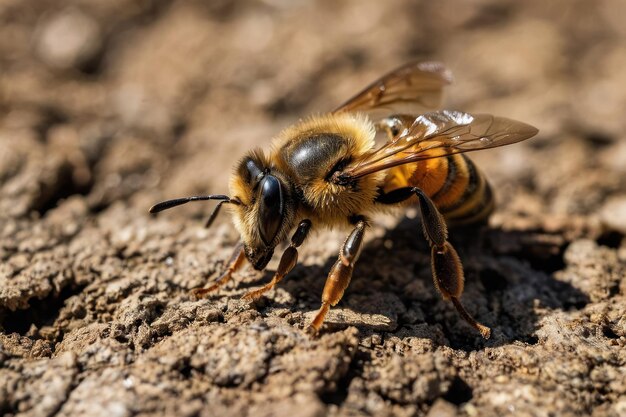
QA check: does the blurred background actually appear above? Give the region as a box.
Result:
[1,0,625,223]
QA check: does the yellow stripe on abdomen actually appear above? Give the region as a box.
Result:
[383,150,494,225]
[385,154,494,225]
[382,151,449,197]
[430,154,470,210]
[437,155,493,224]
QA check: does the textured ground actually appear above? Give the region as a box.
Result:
[1,1,626,416]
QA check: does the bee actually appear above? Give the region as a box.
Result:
[150,62,538,339]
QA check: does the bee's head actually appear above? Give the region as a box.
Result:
[229,150,297,270]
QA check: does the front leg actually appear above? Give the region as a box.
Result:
[309,217,367,333]
[192,242,246,298]
[242,220,312,301]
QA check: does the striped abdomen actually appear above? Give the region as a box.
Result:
[382,153,494,225]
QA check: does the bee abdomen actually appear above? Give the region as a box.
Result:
[430,155,494,225]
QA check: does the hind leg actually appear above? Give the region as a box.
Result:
[412,187,491,339]
[377,187,491,339]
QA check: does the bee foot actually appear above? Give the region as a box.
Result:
[191,285,220,299]
[309,303,330,334]
[241,287,270,302]
[306,324,320,336]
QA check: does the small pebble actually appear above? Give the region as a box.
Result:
[35,9,102,70]
[600,196,626,234]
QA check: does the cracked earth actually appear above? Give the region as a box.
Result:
[1,1,626,416]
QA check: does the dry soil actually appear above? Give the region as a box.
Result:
[1,1,626,416]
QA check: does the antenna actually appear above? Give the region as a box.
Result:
[149,195,240,229]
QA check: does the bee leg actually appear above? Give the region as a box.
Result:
[242,220,312,301]
[309,218,367,333]
[412,187,491,339]
[192,242,246,298]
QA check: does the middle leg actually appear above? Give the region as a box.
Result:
[309,217,367,333]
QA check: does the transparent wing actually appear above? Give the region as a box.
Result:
[333,62,453,120]
[335,110,539,181]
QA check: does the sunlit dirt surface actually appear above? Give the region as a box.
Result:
[1,1,626,416]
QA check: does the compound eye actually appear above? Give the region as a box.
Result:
[258,175,284,245]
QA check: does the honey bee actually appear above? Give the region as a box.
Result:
[150,62,538,339]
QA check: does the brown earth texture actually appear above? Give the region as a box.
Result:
[1,1,626,416]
